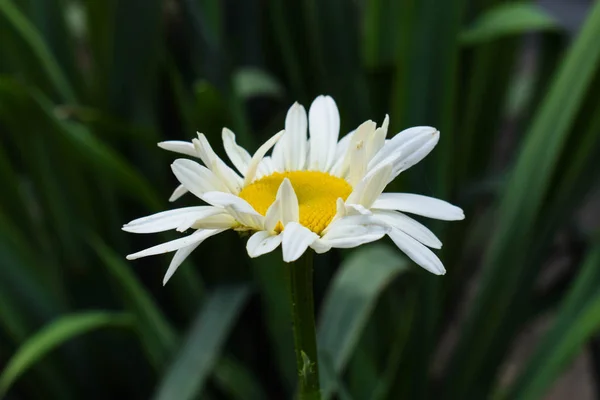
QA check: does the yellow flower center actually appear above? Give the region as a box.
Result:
[238,171,352,234]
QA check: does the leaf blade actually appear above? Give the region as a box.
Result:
[0,312,133,396]
[318,244,410,399]
[153,285,251,400]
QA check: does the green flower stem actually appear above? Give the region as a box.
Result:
[286,251,321,400]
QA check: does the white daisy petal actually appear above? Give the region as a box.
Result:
[158,141,197,157]
[373,210,442,249]
[282,222,319,262]
[367,114,389,161]
[277,178,299,226]
[222,128,251,175]
[390,130,439,179]
[193,133,243,193]
[346,162,392,208]
[330,130,355,176]
[388,228,445,275]
[347,120,376,186]
[372,193,465,221]
[127,228,222,260]
[163,242,200,286]
[247,231,283,258]
[265,199,281,232]
[201,192,259,214]
[123,206,216,234]
[188,213,237,230]
[368,126,438,175]
[201,191,264,229]
[320,216,388,248]
[162,228,227,285]
[321,227,387,249]
[310,238,332,254]
[283,102,308,170]
[244,130,285,185]
[169,184,188,202]
[330,198,372,225]
[308,95,340,171]
[257,156,275,178]
[345,204,372,215]
[171,159,228,198]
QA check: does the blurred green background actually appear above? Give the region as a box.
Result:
[1,0,600,399]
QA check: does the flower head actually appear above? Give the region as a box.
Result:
[123,95,464,284]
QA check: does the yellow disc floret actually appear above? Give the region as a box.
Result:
[238,171,352,234]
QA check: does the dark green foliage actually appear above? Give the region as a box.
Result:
[0,0,599,399]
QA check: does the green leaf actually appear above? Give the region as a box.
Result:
[153,285,251,400]
[508,244,600,399]
[461,3,561,46]
[91,238,177,368]
[213,356,268,400]
[318,244,409,399]
[252,251,296,388]
[0,78,161,210]
[0,0,76,102]
[447,2,600,397]
[0,312,133,396]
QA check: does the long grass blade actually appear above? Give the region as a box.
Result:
[153,285,250,400]
[446,3,600,397]
[318,244,409,399]
[0,0,76,102]
[0,312,133,396]
[507,244,600,399]
[460,3,561,45]
[91,238,177,368]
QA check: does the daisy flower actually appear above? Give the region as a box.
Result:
[123,95,464,284]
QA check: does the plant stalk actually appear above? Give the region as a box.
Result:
[286,251,321,399]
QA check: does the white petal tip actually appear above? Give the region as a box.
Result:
[125,254,136,260]
[283,254,299,263]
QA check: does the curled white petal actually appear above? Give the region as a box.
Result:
[347,120,376,186]
[247,231,282,258]
[188,213,237,230]
[346,162,392,209]
[369,126,438,177]
[171,159,228,199]
[367,114,388,161]
[201,191,264,229]
[320,215,389,248]
[329,130,355,176]
[282,222,319,262]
